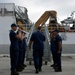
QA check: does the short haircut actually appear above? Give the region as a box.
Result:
[37,26,42,30]
[54,29,59,33]
[11,23,17,27]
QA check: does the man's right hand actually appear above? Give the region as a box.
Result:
[18,28,21,31]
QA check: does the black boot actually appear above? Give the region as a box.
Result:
[11,70,19,75]
[16,66,24,72]
[51,64,55,67]
[22,64,27,67]
[35,69,39,74]
[53,64,57,69]
[55,67,62,72]
[39,68,42,72]
[55,69,62,72]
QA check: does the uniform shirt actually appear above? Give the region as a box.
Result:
[22,38,27,51]
[50,34,62,52]
[18,39,23,51]
[9,30,19,50]
[50,39,56,52]
[30,31,45,50]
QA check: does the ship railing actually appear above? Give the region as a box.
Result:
[17,23,33,32]
[15,6,28,20]
[26,24,35,46]
[43,24,51,62]
[0,3,15,16]
[44,24,50,45]
[15,6,27,24]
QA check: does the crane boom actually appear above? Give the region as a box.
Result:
[35,10,57,29]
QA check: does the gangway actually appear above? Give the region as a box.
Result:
[26,25,51,65]
[26,10,58,64]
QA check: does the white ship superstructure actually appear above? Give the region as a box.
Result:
[0,3,31,54]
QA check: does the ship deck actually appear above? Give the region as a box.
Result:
[0,55,75,75]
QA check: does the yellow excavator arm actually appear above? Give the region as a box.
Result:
[35,10,57,29]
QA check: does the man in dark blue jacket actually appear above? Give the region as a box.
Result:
[50,31,57,68]
[16,30,27,72]
[52,30,62,72]
[29,26,45,74]
[22,31,27,67]
[9,24,21,75]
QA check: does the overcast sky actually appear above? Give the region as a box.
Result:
[0,0,75,23]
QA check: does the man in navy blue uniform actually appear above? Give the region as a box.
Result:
[22,32,27,67]
[9,24,21,75]
[16,32,24,72]
[50,31,57,68]
[53,30,62,72]
[29,26,45,74]
[16,30,27,72]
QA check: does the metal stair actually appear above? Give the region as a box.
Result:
[15,6,27,24]
[26,25,51,65]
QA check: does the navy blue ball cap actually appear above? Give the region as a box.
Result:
[11,23,18,27]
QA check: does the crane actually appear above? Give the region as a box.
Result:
[35,10,57,29]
